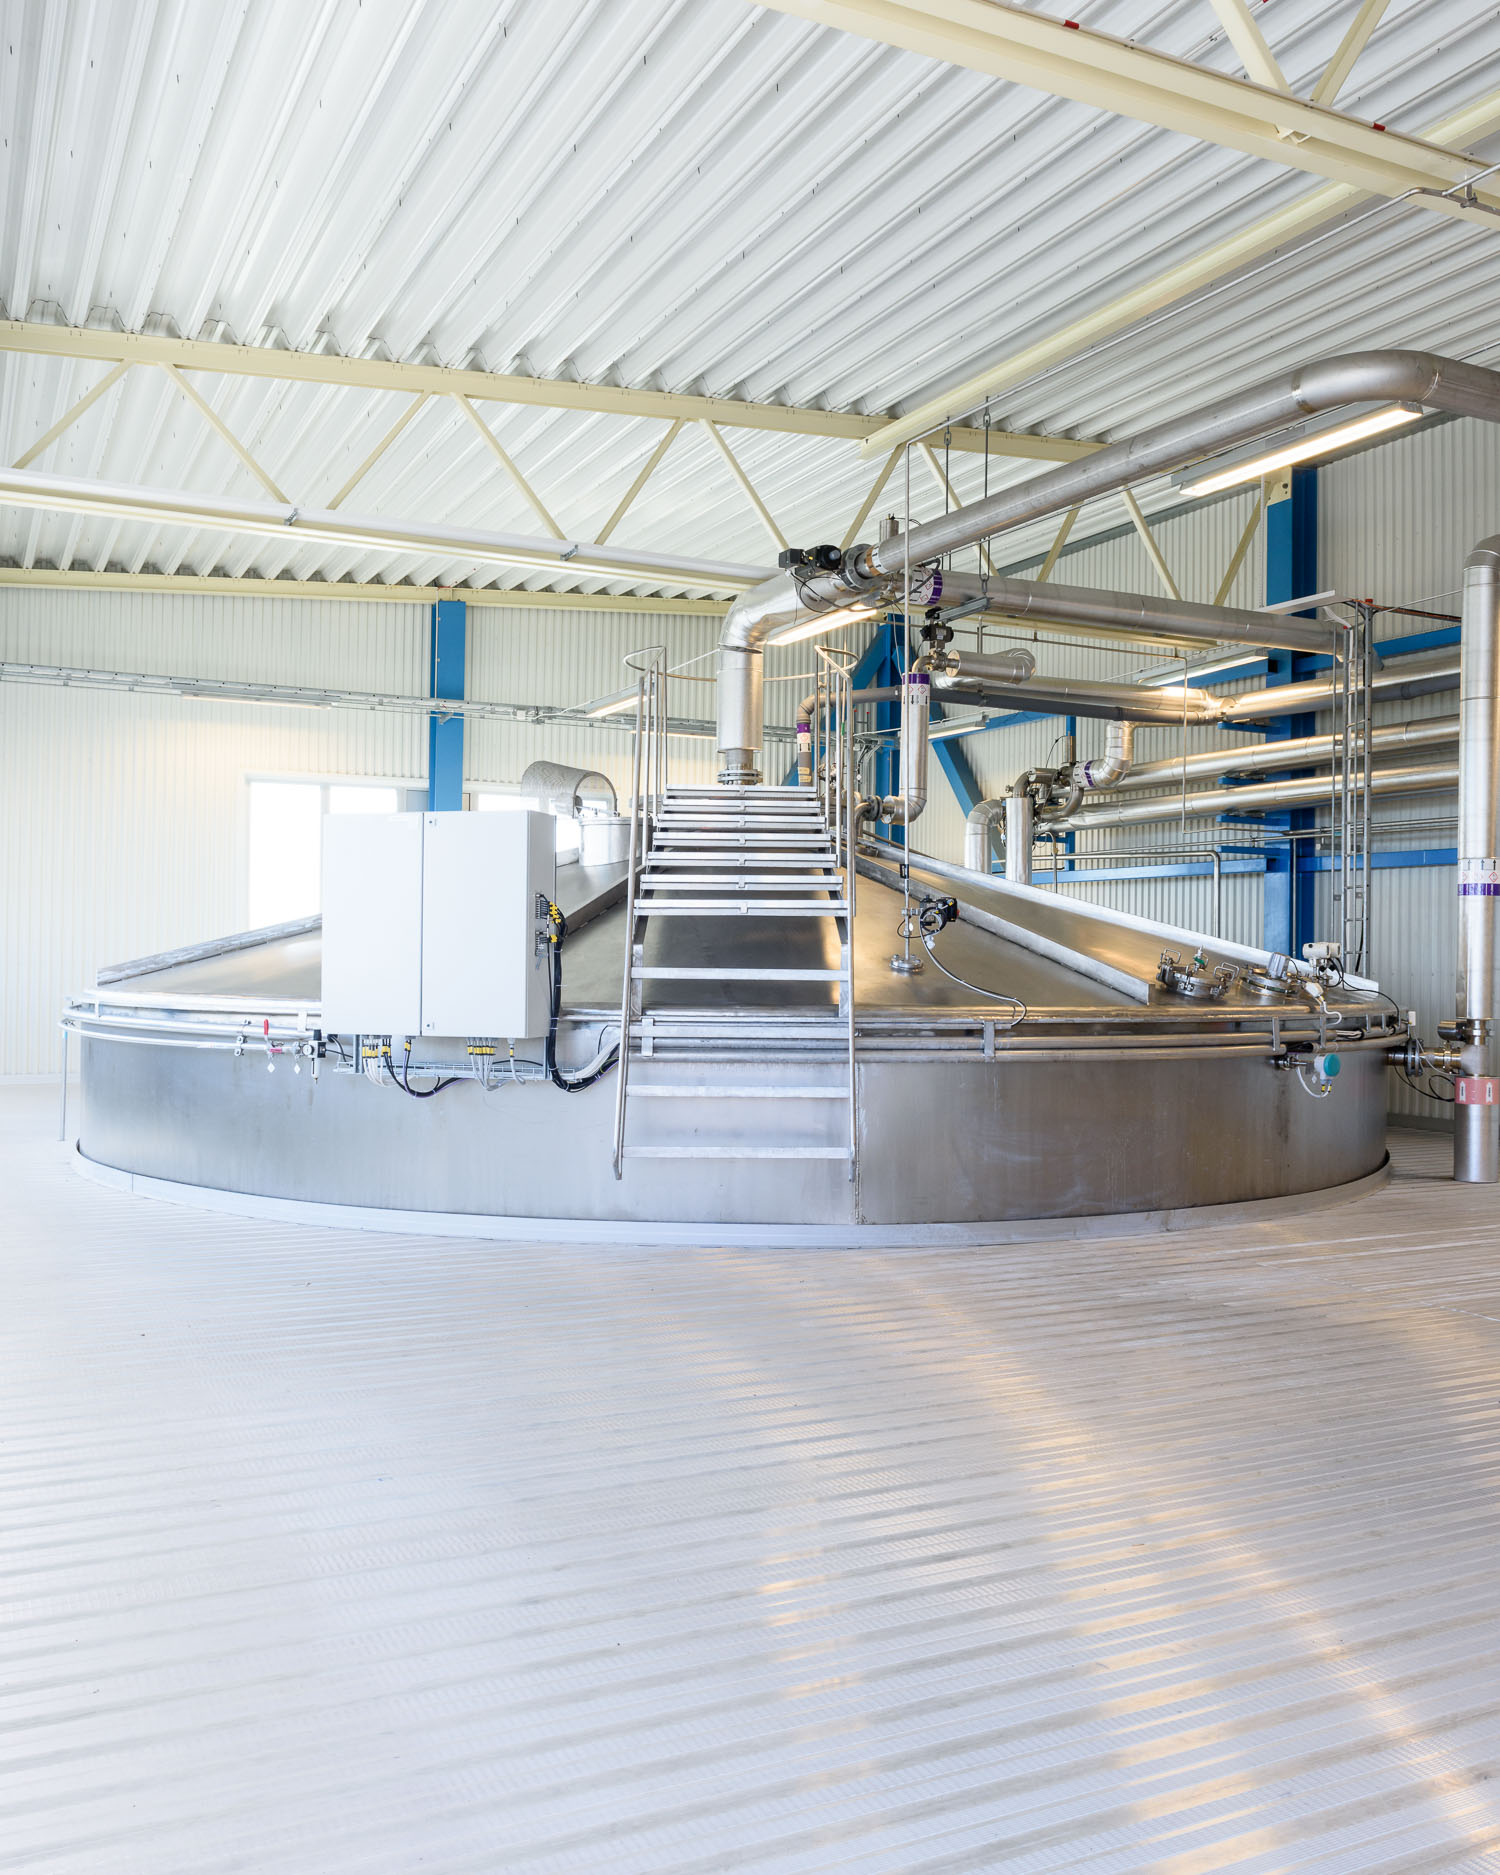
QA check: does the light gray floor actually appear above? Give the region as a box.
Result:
[4,1084,1500,1873]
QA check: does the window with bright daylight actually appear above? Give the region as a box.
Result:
[247,780,400,929]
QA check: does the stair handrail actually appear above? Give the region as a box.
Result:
[611,644,668,1179]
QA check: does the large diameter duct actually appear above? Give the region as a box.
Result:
[1005,789,1034,886]
[859,351,1500,583]
[1115,715,1459,792]
[1456,539,1500,1183]
[1218,649,1460,723]
[716,574,1327,778]
[933,653,1220,725]
[519,759,617,815]
[949,573,1334,655]
[1058,761,1458,829]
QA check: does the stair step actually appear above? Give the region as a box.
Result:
[632,965,847,982]
[635,900,850,916]
[629,1085,846,1099]
[639,874,841,887]
[622,1145,853,1161]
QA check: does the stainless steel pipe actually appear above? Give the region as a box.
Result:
[1058,761,1458,828]
[874,672,931,825]
[860,351,1500,585]
[1005,788,1034,886]
[1116,715,1459,791]
[1218,649,1459,723]
[1456,538,1500,1182]
[932,658,1221,726]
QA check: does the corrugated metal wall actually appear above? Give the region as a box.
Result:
[0,589,721,1075]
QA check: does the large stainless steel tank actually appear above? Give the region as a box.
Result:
[67,852,1395,1242]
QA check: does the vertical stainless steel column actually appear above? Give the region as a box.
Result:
[1456,538,1500,1182]
[1005,789,1034,886]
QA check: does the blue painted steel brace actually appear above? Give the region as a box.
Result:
[427,598,466,811]
[1260,467,1318,955]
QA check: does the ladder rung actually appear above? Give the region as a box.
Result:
[632,965,847,981]
[622,1146,853,1160]
[629,1085,846,1099]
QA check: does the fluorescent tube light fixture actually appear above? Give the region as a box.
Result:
[1178,406,1422,498]
[764,603,879,647]
[584,686,638,717]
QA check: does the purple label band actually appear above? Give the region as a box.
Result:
[1459,884,1500,895]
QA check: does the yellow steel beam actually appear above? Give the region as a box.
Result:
[454,394,563,536]
[1207,0,1289,95]
[12,362,131,469]
[0,319,1095,461]
[858,83,1500,457]
[839,447,902,550]
[327,393,429,509]
[1122,489,1181,600]
[160,363,287,502]
[1035,506,1080,583]
[1311,0,1391,109]
[759,1,1500,212]
[0,565,730,617]
[1214,495,1264,605]
[595,418,684,543]
[701,421,789,550]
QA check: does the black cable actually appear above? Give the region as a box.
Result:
[544,902,619,1092]
[396,1039,458,1098]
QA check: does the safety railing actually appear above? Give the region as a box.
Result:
[612,644,668,1178]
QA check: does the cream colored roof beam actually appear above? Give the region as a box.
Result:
[12,362,130,469]
[160,363,287,503]
[858,83,1500,456]
[595,418,684,544]
[454,394,563,536]
[1214,496,1264,606]
[839,447,901,550]
[0,565,729,617]
[758,0,1500,211]
[701,421,789,551]
[0,320,1095,461]
[1122,489,1181,601]
[327,393,429,510]
[1207,0,1289,96]
[1311,0,1391,109]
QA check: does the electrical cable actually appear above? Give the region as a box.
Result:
[544,902,620,1091]
[397,1037,458,1098]
[902,894,1027,1026]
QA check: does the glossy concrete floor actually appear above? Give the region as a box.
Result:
[4,1083,1500,1873]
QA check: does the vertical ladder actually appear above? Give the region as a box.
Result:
[611,784,857,1177]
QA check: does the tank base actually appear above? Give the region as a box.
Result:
[75,1144,1391,1249]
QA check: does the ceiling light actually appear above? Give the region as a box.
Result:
[1178,406,1422,499]
[764,603,879,647]
[584,686,637,717]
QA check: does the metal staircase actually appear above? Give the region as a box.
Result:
[611,783,857,1178]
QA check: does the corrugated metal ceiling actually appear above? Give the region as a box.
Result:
[3,0,1500,597]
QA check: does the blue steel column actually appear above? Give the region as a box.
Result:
[427,598,467,811]
[1261,467,1317,954]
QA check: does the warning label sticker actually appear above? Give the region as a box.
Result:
[1459,858,1500,897]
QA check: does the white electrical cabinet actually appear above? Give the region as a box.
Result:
[321,811,555,1040]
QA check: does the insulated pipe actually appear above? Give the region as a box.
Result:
[794,685,900,785]
[716,566,1330,776]
[518,759,617,815]
[965,798,1006,873]
[1115,715,1459,792]
[859,351,1500,585]
[1077,721,1134,791]
[1455,539,1500,1182]
[1218,649,1460,723]
[874,672,931,825]
[1057,761,1459,829]
[935,572,1335,655]
[933,658,1220,726]
[1005,787,1034,885]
